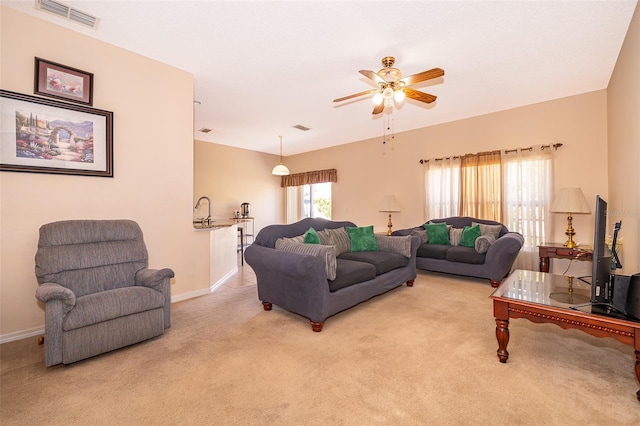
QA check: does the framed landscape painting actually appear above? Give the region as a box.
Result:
[0,90,113,177]
[34,57,93,105]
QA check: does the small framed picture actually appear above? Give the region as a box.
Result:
[34,57,93,105]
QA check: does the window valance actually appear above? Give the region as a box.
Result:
[281,168,337,188]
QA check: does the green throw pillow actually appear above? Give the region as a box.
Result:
[459,225,481,248]
[303,227,321,244]
[345,225,379,252]
[424,222,450,245]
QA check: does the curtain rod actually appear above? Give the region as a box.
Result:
[418,143,563,164]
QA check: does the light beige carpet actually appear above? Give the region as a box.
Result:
[1,269,639,425]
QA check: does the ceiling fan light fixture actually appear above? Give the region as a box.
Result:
[394,89,406,103]
[372,92,383,105]
[383,87,394,100]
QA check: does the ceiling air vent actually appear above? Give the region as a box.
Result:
[36,0,100,29]
[293,124,311,131]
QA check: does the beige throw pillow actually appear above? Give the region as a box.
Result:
[375,235,412,258]
[275,239,337,280]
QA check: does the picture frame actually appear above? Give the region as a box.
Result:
[0,90,113,177]
[34,57,93,105]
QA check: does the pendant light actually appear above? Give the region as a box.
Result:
[271,135,290,176]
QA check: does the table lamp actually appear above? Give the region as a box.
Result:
[379,195,401,236]
[550,187,591,248]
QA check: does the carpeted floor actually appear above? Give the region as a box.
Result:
[1,266,639,425]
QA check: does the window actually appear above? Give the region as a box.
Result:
[303,183,332,219]
[423,146,553,268]
[282,169,336,224]
[286,183,331,222]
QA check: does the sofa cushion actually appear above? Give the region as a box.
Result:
[329,259,377,292]
[339,251,409,275]
[323,227,351,255]
[63,286,164,331]
[280,234,305,244]
[346,225,379,252]
[411,228,428,244]
[473,222,503,240]
[417,243,450,259]
[445,246,486,264]
[449,227,463,246]
[475,234,496,254]
[459,225,481,248]
[375,235,412,258]
[303,227,321,244]
[275,240,337,280]
[425,222,450,245]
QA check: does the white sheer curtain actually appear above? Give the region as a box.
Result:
[424,156,461,220]
[285,186,303,224]
[502,146,554,270]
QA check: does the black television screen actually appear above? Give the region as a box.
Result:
[591,195,611,304]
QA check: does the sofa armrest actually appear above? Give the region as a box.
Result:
[36,282,76,310]
[245,243,330,321]
[136,267,174,329]
[35,283,76,366]
[136,268,175,290]
[391,227,420,237]
[483,232,525,280]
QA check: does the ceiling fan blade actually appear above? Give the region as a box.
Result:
[333,89,377,103]
[359,70,385,84]
[400,67,445,85]
[405,88,437,104]
[372,103,385,115]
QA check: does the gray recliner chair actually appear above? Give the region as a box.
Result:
[35,219,174,366]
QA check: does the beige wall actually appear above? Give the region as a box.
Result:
[0,7,210,340]
[194,141,283,233]
[608,4,640,274]
[286,91,609,253]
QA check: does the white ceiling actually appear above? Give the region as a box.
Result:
[4,0,637,156]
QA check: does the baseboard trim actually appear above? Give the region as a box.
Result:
[210,267,239,293]
[170,288,211,303]
[0,326,44,344]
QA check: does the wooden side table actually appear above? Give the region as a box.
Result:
[538,243,593,272]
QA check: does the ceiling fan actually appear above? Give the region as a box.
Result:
[333,56,445,115]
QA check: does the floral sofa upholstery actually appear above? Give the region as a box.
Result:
[244,218,420,331]
[393,216,524,287]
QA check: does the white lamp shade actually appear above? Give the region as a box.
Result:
[379,195,401,212]
[550,188,590,214]
[271,163,290,176]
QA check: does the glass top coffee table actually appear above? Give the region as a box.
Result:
[490,269,640,402]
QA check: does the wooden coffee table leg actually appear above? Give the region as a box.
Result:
[495,318,510,363]
[635,349,640,402]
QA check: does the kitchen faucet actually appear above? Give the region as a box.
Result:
[194,196,212,226]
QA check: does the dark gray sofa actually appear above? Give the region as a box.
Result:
[393,216,524,287]
[244,218,419,331]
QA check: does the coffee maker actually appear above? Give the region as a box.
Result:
[241,202,250,218]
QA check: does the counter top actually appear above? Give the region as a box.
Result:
[193,219,237,231]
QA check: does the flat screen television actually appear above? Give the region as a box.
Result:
[591,195,611,304]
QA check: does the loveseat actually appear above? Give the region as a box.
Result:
[393,217,524,287]
[244,218,420,331]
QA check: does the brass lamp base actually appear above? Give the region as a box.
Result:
[386,213,393,236]
[563,213,578,248]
